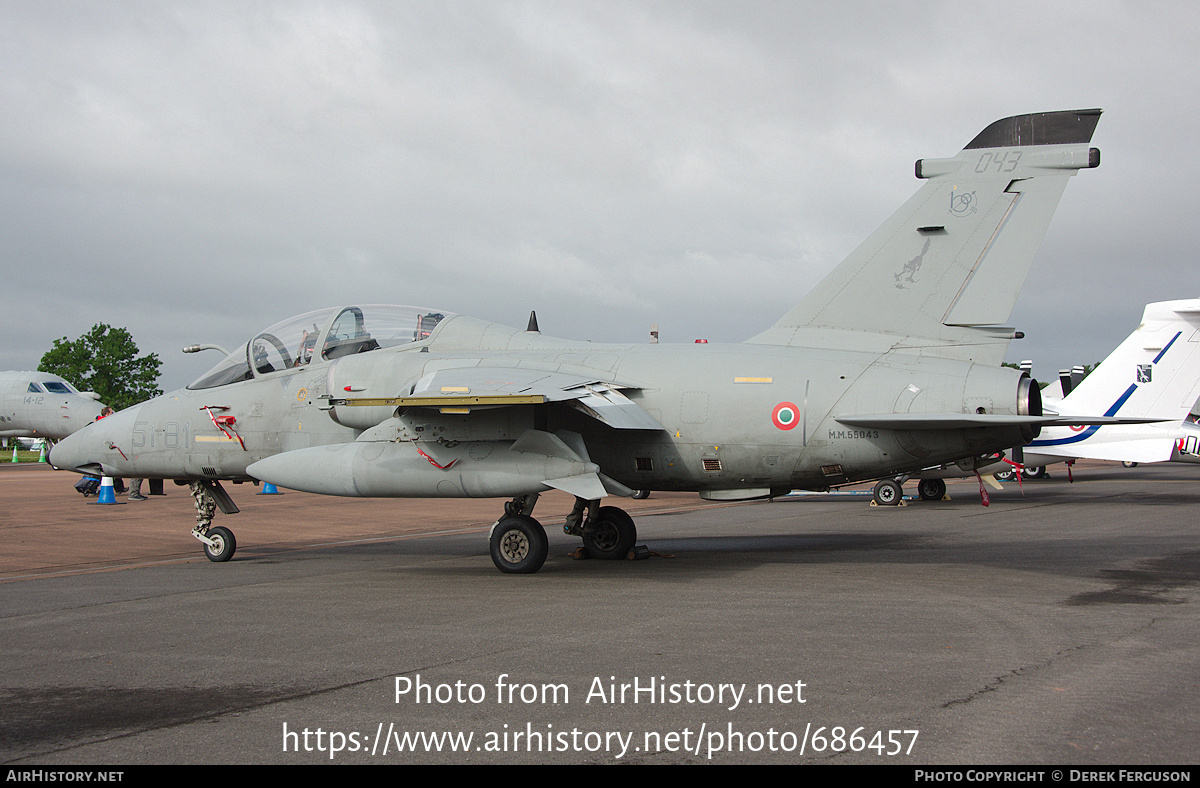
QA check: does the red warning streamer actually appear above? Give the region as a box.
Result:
[200,406,246,451]
[414,443,458,470]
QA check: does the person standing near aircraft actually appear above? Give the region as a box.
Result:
[95,406,125,494]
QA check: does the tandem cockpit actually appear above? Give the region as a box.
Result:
[188,305,453,390]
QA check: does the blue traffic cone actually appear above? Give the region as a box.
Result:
[258,482,282,495]
[90,476,122,505]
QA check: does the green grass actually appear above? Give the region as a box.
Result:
[3,449,47,463]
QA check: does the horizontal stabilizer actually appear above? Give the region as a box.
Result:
[835,413,1169,430]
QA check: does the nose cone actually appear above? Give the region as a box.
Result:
[49,406,139,476]
[48,424,99,474]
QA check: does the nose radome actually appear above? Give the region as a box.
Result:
[50,405,139,475]
[48,427,88,472]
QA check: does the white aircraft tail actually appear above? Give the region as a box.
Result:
[750,109,1102,366]
[1028,299,1200,462]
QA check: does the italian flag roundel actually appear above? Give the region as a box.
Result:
[772,402,799,430]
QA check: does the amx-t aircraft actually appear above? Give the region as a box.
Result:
[52,109,1113,573]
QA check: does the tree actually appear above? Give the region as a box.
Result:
[39,324,162,411]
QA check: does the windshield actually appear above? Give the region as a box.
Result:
[188,305,454,390]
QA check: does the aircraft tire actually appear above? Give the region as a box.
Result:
[631,490,650,500]
[916,478,946,501]
[1021,466,1044,479]
[872,479,902,506]
[489,515,548,574]
[583,506,637,560]
[1122,461,1138,468]
[995,468,1015,481]
[203,526,236,562]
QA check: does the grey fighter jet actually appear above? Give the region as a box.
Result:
[0,371,104,442]
[51,109,1105,573]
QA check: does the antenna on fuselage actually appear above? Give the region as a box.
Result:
[527,311,540,333]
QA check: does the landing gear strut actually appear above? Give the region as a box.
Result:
[581,506,637,560]
[563,497,637,560]
[188,480,240,562]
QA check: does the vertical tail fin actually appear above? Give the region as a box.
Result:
[749,109,1102,365]
[1029,299,1200,462]
[1054,300,1200,420]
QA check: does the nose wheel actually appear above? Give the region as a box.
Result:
[201,526,236,562]
[189,480,239,562]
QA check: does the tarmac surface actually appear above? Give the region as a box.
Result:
[1,460,1197,765]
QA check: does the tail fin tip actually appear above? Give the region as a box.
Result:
[964,108,1103,150]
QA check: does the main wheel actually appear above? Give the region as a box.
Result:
[1022,466,1044,479]
[631,490,650,500]
[204,526,236,562]
[995,468,1015,481]
[1122,461,1138,468]
[872,479,902,506]
[582,506,637,560]
[916,478,946,501]
[489,515,548,574]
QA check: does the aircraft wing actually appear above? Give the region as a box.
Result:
[332,366,665,430]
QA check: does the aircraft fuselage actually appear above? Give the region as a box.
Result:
[55,315,1031,498]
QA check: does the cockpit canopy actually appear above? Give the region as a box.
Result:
[28,378,77,394]
[188,305,453,390]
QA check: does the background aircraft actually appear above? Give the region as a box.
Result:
[52,109,1105,573]
[915,299,1200,495]
[0,371,104,443]
[1017,299,1200,470]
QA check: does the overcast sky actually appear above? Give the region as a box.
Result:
[2,1,1197,392]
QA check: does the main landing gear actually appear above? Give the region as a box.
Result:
[915,478,947,502]
[488,493,638,574]
[870,476,946,505]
